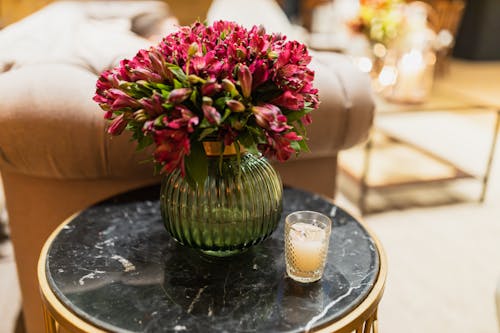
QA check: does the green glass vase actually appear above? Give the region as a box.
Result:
[160,142,283,257]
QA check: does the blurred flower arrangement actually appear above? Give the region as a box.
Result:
[94,21,319,187]
[349,0,406,47]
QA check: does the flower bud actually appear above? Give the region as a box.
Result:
[231,118,244,131]
[268,51,279,60]
[236,47,247,61]
[133,109,148,122]
[257,25,266,36]
[107,114,128,136]
[167,88,192,104]
[202,96,213,106]
[237,65,252,98]
[201,81,221,96]
[188,74,205,84]
[188,42,199,57]
[222,79,239,97]
[202,104,221,125]
[226,100,245,113]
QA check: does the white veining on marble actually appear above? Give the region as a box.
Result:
[111,255,136,272]
[187,285,208,314]
[329,206,338,217]
[78,270,105,286]
[173,325,187,331]
[94,238,116,249]
[208,304,214,317]
[99,225,116,236]
[304,283,367,332]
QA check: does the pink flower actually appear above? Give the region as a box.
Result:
[108,89,142,110]
[302,113,313,126]
[141,93,164,117]
[201,81,221,97]
[271,91,304,111]
[237,65,252,98]
[153,129,190,176]
[165,105,199,132]
[249,60,270,89]
[252,104,290,133]
[107,114,128,135]
[202,104,221,125]
[260,131,302,162]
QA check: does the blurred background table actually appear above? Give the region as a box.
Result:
[339,85,500,214]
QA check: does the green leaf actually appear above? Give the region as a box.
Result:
[298,139,310,152]
[150,83,172,91]
[294,119,307,136]
[190,88,199,105]
[290,140,301,152]
[221,108,232,122]
[136,134,154,151]
[185,140,208,189]
[161,102,174,110]
[154,115,167,127]
[199,127,217,140]
[173,79,183,89]
[247,127,267,144]
[153,163,163,175]
[285,110,306,123]
[166,63,187,82]
[246,144,259,155]
[214,96,231,109]
[238,132,255,149]
[199,118,212,129]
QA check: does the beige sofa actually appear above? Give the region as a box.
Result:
[0,1,374,332]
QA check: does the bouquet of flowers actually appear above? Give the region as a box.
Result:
[94,21,319,186]
[349,0,406,46]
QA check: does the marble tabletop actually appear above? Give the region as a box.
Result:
[45,185,380,333]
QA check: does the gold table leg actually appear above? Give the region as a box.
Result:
[359,135,374,215]
[480,110,500,202]
[43,304,58,333]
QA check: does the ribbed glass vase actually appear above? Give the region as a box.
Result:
[160,142,283,257]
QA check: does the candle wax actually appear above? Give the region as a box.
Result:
[288,222,327,272]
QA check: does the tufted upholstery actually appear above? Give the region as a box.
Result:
[0,1,374,332]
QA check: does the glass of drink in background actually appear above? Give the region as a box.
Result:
[285,211,332,283]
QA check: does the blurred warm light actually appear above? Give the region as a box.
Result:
[373,43,387,58]
[378,66,397,86]
[356,57,373,73]
[399,49,424,72]
[426,52,437,66]
[436,29,454,49]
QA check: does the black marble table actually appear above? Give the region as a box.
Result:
[41,185,383,333]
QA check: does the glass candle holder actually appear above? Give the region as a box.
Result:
[284,211,332,283]
[374,1,437,104]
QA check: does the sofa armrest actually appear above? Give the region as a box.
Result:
[303,51,374,157]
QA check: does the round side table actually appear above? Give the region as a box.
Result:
[38,185,386,333]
